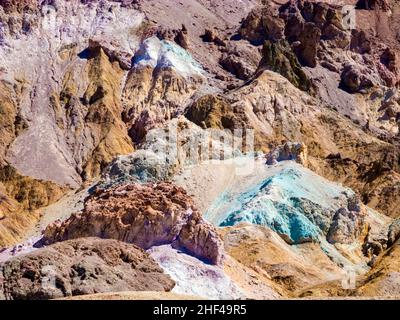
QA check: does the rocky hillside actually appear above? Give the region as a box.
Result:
[0,0,400,300]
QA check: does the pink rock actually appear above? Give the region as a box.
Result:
[43,182,225,265]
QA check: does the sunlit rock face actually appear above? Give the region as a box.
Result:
[238,0,400,137]
[199,159,393,281]
[265,142,308,166]
[133,37,204,78]
[0,0,144,186]
[211,69,400,220]
[122,37,205,143]
[148,245,244,300]
[96,116,243,190]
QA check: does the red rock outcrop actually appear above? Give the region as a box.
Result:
[0,0,38,14]
[43,182,224,265]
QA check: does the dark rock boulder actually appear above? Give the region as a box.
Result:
[340,64,375,93]
[356,0,391,11]
[0,238,175,300]
[239,5,285,44]
[327,195,367,244]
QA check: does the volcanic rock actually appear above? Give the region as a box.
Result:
[388,219,400,247]
[156,24,190,49]
[356,239,400,297]
[87,39,133,70]
[350,30,372,54]
[202,29,226,47]
[219,40,262,81]
[0,188,32,248]
[340,64,375,93]
[1,0,140,186]
[185,95,238,130]
[43,182,224,265]
[1,0,400,301]
[280,1,348,65]
[265,142,308,166]
[99,149,171,187]
[0,238,175,300]
[0,165,65,247]
[215,161,370,246]
[122,36,204,143]
[219,53,255,81]
[380,48,398,73]
[148,244,281,299]
[259,40,311,92]
[0,0,39,14]
[97,116,242,191]
[220,223,344,294]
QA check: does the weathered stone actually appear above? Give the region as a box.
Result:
[259,39,311,92]
[340,64,374,93]
[0,238,175,300]
[381,48,398,73]
[356,0,391,11]
[43,182,225,265]
[350,30,372,54]
[202,29,226,47]
[185,95,237,130]
[388,218,400,247]
[157,24,190,49]
[88,39,133,70]
[327,195,367,244]
[219,54,255,81]
[239,5,284,44]
[265,142,308,166]
[122,37,204,144]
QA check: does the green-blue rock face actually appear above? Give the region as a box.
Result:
[206,163,356,244]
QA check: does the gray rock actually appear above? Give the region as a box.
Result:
[327,203,366,245]
[388,218,400,247]
[98,149,172,189]
[266,142,308,166]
